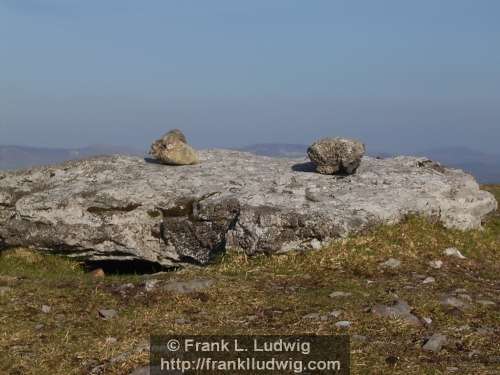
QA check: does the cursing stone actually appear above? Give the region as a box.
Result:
[149,129,199,165]
[307,137,365,175]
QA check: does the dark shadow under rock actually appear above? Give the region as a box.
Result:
[85,259,169,275]
[143,157,163,165]
[291,162,317,173]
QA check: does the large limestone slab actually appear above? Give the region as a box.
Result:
[0,150,496,266]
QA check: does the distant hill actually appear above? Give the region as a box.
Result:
[0,145,144,171]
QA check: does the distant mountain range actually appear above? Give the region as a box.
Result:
[0,145,144,171]
[1,143,499,183]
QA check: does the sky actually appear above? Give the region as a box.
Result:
[1,0,499,154]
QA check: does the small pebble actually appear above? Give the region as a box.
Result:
[422,277,435,284]
[422,333,447,352]
[144,279,160,292]
[443,247,466,259]
[429,260,443,269]
[302,313,321,320]
[380,258,401,269]
[98,309,118,320]
[335,321,351,329]
[328,310,343,318]
[422,317,432,325]
[310,239,322,250]
[440,295,469,309]
[41,305,51,314]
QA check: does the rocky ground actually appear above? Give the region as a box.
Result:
[0,186,499,374]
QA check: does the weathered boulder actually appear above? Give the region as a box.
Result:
[0,150,496,267]
[149,129,199,165]
[307,137,365,175]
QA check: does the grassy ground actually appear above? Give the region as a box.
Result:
[0,186,499,375]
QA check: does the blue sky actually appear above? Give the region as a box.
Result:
[1,0,499,153]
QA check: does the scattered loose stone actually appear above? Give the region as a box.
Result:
[440,295,470,309]
[34,324,44,331]
[41,305,51,314]
[447,367,459,373]
[468,350,480,359]
[329,291,352,298]
[307,137,365,175]
[422,333,447,353]
[371,299,421,326]
[380,258,401,269]
[98,309,118,320]
[150,129,199,165]
[310,239,322,250]
[302,313,321,320]
[174,318,191,325]
[163,279,214,294]
[477,300,496,306]
[88,268,105,278]
[328,310,343,318]
[443,247,466,259]
[422,317,432,325]
[422,277,435,284]
[335,321,352,329]
[144,279,160,292]
[429,260,443,269]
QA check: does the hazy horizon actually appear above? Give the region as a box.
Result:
[1,1,499,154]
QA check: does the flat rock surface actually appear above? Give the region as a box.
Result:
[0,150,496,266]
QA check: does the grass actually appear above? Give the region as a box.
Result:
[0,186,499,374]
